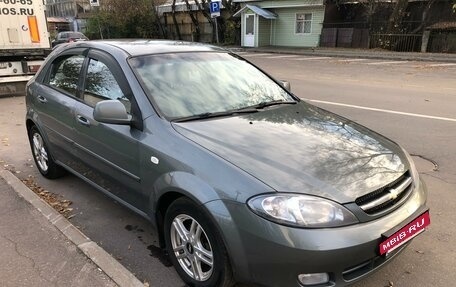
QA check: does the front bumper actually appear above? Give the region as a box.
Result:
[205,179,428,287]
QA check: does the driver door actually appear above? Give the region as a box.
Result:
[72,49,145,210]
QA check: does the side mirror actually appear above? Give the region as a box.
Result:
[93,100,132,125]
[280,80,291,91]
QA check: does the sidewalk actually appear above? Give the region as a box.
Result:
[230,45,456,63]
[0,170,144,287]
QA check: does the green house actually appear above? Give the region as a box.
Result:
[233,0,325,47]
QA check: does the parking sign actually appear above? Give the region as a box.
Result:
[210,1,220,18]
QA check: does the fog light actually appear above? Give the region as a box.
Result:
[298,273,329,285]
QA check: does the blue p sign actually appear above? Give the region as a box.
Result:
[210,1,220,17]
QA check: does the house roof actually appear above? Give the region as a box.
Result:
[426,22,456,31]
[47,17,71,23]
[233,4,277,19]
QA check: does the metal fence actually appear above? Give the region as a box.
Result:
[427,31,456,53]
[369,34,422,52]
[321,28,369,48]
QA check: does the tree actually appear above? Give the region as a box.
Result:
[409,0,438,34]
[360,0,382,29]
[220,0,240,44]
[86,0,166,39]
[387,0,409,32]
[194,0,217,42]
[192,0,240,43]
[171,0,183,40]
[184,0,201,41]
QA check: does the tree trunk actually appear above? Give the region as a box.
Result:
[171,0,182,40]
[387,0,408,33]
[410,0,437,34]
[184,0,201,41]
[195,0,216,42]
[152,4,167,38]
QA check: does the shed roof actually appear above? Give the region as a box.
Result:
[233,4,277,19]
[426,22,456,31]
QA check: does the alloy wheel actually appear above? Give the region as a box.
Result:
[32,132,49,172]
[170,214,214,281]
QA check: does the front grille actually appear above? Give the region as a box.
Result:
[355,172,413,215]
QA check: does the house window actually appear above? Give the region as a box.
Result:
[296,13,312,34]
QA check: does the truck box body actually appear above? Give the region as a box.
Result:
[0,0,50,96]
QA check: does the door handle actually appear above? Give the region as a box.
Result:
[76,115,90,126]
[37,95,47,103]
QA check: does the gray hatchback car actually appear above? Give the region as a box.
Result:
[26,40,429,287]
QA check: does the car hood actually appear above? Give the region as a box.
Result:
[172,102,408,203]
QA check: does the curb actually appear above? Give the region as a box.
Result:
[228,47,456,63]
[0,169,145,287]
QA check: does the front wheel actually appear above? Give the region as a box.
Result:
[164,197,234,287]
[28,126,65,179]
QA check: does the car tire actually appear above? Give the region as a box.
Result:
[28,126,65,179]
[164,197,234,287]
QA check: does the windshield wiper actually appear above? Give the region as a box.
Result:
[173,100,296,123]
[173,108,258,123]
[251,99,297,109]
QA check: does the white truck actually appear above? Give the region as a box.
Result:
[0,0,50,96]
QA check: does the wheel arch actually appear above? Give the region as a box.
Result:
[151,171,225,247]
[26,118,35,133]
[26,119,52,157]
[153,190,245,284]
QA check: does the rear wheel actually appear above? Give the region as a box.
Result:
[164,197,234,287]
[29,126,65,179]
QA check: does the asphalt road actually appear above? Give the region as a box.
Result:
[1,52,455,287]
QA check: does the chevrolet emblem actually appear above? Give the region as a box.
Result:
[389,188,399,200]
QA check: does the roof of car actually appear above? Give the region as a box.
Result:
[82,39,227,56]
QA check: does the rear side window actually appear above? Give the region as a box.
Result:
[47,55,85,97]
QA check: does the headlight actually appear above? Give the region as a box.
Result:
[248,194,358,228]
[401,146,420,189]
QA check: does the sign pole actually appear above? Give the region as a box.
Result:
[210,0,221,44]
[215,18,219,44]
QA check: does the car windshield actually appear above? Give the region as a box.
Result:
[129,52,294,120]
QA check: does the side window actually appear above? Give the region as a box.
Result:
[83,58,131,113]
[295,13,312,34]
[48,55,84,97]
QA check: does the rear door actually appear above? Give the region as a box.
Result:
[33,48,87,167]
[72,49,145,209]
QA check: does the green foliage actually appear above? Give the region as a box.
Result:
[85,0,160,39]
[222,20,240,45]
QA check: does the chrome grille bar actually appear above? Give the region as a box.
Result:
[359,176,412,211]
